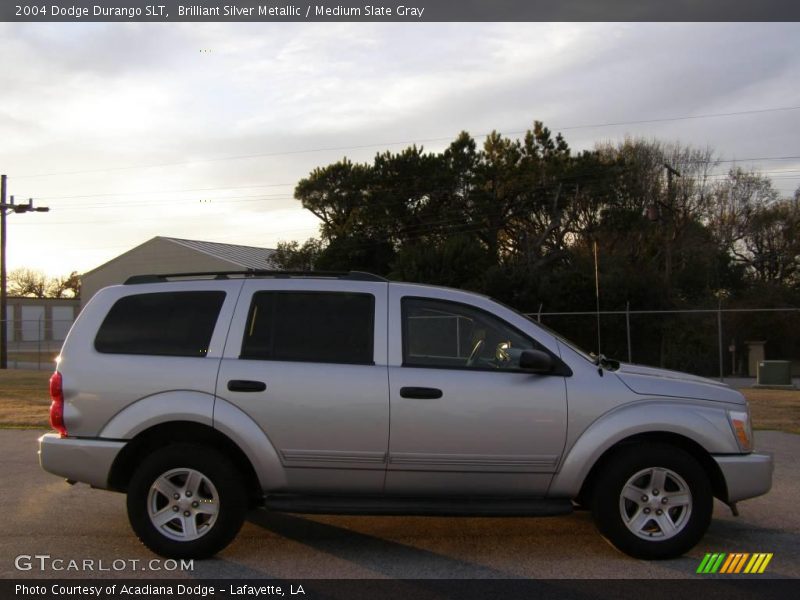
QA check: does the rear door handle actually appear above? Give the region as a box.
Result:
[227,380,267,392]
[399,387,443,399]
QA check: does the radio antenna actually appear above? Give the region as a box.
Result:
[594,239,601,357]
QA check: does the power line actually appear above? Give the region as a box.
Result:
[36,182,294,201]
[12,105,800,179]
[19,155,800,206]
[12,167,799,220]
[555,106,800,131]
[39,192,296,210]
[712,156,800,164]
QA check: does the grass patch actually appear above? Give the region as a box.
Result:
[0,369,51,428]
[742,388,800,435]
[7,351,58,363]
[0,369,798,433]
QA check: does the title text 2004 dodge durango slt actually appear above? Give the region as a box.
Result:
[39,271,772,559]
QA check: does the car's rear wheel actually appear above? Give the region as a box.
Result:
[127,444,246,558]
[591,443,712,559]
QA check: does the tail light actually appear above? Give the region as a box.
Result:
[49,371,67,437]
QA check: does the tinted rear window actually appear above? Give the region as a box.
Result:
[95,291,225,357]
[241,291,374,364]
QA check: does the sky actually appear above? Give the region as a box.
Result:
[0,22,799,277]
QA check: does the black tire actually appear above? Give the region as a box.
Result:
[590,443,712,559]
[127,444,247,559]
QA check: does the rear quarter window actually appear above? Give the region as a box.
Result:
[94,291,225,357]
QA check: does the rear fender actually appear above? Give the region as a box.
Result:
[100,390,214,439]
[99,391,285,491]
[212,397,287,491]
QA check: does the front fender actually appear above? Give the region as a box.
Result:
[548,400,740,497]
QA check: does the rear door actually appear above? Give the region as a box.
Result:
[216,279,389,493]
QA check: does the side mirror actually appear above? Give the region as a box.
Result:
[519,349,554,374]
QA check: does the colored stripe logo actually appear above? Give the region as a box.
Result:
[697,553,773,574]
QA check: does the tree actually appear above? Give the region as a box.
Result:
[592,138,720,300]
[705,170,798,286]
[706,168,778,260]
[742,199,800,286]
[272,240,323,271]
[7,268,81,298]
[391,234,492,291]
[7,268,48,298]
[294,159,374,241]
[277,122,799,374]
[48,271,81,298]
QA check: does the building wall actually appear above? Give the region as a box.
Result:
[81,238,241,307]
[5,297,80,343]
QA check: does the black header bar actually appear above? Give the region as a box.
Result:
[3,0,800,22]
[4,579,798,600]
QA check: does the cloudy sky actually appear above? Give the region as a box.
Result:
[1,22,798,277]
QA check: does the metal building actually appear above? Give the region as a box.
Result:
[81,236,277,308]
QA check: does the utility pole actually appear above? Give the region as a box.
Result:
[1,175,50,369]
[649,164,681,369]
[662,163,681,292]
[0,175,6,369]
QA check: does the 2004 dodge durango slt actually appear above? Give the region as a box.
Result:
[39,270,773,559]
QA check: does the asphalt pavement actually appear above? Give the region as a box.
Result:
[1,429,798,580]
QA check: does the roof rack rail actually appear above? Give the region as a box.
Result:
[124,270,388,285]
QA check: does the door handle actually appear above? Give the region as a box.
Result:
[399,386,443,399]
[227,380,267,392]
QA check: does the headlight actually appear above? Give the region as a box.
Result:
[728,409,753,452]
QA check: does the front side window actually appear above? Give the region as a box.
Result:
[402,297,542,371]
[95,291,225,357]
[241,291,374,364]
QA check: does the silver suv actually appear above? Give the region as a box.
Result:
[39,271,772,560]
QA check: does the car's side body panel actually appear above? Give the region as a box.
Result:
[56,280,242,438]
[385,283,568,496]
[549,400,744,497]
[216,278,391,493]
[100,390,215,439]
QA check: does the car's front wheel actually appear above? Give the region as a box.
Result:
[127,444,247,558]
[591,443,713,559]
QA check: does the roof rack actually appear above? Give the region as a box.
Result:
[124,270,388,285]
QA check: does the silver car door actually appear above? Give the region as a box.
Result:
[217,278,390,494]
[386,284,568,496]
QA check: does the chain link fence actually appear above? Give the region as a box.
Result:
[527,306,800,382]
[3,308,799,381]
[2,318,72,370]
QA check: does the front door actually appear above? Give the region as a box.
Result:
[386,289,568,496]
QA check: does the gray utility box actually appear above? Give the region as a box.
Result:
[756,361,793,387]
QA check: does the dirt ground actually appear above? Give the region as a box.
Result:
[0,369,798,432]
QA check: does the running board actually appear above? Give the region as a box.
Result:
[263,495,573,517]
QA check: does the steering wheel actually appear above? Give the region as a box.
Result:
[465,339,485,367]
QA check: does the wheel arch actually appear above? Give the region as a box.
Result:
[549,401,738,501]
[108,421,263,506]
[577,431,729,506]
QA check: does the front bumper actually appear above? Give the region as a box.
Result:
[38,433,126,489]
[713,452,773,503]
